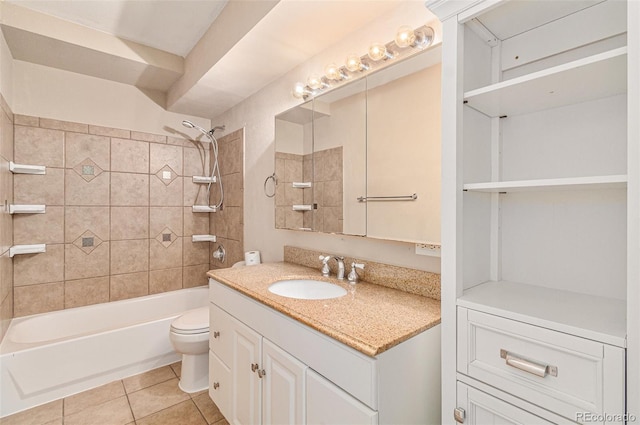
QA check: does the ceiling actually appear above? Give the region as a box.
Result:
[0,0,422,119]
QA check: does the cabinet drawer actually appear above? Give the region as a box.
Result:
[457,308,625,422]
[210,304,233,366]
[209,350,231,420]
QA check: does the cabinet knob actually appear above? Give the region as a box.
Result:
[213,382,220,390]
[251,363,259,372]
[454,407,465,423]
[213,331,220,338]
[257,369,266,378]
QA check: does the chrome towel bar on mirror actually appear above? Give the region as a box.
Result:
[357,193,417,202]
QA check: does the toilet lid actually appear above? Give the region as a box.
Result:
[171,307,209,334]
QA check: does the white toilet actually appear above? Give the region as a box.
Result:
[169,306,209,393]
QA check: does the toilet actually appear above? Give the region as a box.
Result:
[169,306,209,393]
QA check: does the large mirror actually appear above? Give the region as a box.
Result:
[274,46,441,244]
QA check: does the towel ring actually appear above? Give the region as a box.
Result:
[264,173,277,198]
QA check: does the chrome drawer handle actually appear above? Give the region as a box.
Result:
[500,349,558,378]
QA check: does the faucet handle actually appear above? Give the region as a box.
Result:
[319,255,331,276]
[348,262,365,283]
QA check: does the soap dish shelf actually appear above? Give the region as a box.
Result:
[9,204,46,214]
[9,161,46,175]
[10,244,46,257]
[192,235,217,243]
[192,205,217,213]
[192,176,217,184]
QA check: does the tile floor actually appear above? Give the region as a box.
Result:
[1,362,229,425]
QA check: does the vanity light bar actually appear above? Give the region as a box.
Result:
[292,24,435,99]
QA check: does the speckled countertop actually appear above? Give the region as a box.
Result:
[207,262,441,357]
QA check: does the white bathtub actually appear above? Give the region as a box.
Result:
[0,287,208,418]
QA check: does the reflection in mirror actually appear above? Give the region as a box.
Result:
[274,101,314,231]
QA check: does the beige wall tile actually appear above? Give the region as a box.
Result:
[64,277,109,308]
[65,206,110,242]
[183,264,210,288]
[219,134,242,176]
[1,108,14,160]
[222,172,243,208]
[65,242,110,280]
[149,238,182,270]
[183,146,207,177]
[1,251,13,302]
[13,114,39,127]
[131,131,166,144]
[111,239,149,274]
[40,118,88,133]
[65,170,110,206]
[14,244,64,286]
[150,207,183,238]
[110,272,149,301]
[149,267,182,294]
[14,282,64,316]
[14,206,64,245]
[150,143,183,175]
[150,176,183,207]
[89,125,130,139]
[14,168,65,205]
[183,207,209,235]
[111,207,148,240]
[14,126,64,167]
[111,138,149,173]
[182,238,209,266]
[183,180,208,207]
[66,133,110,171]
[111,173,149,206]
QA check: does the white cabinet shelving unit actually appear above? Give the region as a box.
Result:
[431,0,640,422]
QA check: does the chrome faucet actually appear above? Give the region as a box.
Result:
[318,255,346,279]
[348,262,365,284]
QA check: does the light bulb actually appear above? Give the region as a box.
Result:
[307,73,323,90]
[395,25,416,48]
[345,54,363,72]
[293,82,307,98]
[325,63,344,80]
[416,26,435,48]
[368,42,391,61]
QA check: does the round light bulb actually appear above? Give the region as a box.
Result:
[345,54,363,72]
[325,63,341,80]
[307,73,323,90]
[368,42,389,61]
[293,82,306,98]
[395,25,416,48]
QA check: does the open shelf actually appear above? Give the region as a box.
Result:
[464,47,627,117]
[458,281,626,348]
[463,174,627,192]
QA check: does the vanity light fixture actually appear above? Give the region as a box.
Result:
[292,24,436,99]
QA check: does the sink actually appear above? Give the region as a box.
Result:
[268,279,347,300]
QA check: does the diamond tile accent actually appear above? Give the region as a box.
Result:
[154,165,178,186]
[155,227,177,248]
[73,158,104,182]
[73,230,103,254]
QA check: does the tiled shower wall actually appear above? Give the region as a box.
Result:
[209,129,244,270]
[11,115,217,317]
[0,94,14,339]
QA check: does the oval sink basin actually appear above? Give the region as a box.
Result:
[268,279,347,300]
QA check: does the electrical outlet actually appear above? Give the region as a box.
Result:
[415,243,441,257]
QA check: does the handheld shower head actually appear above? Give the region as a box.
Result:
[182,120,214,144]
[182,120,196,129]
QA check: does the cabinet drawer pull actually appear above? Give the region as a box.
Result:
[500,349,558,378]
[213,382,220,389]
[251,363,259,372]
[213,331,220,338]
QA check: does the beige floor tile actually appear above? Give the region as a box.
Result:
[0,400,62,425]
[136,400,207,425]
[212,419,230,425]
[63,396,133,425]
[192,393,225,425]
[63,380,126,416]
[123,366,177,394]
[128,379,189,420]
[170,362,181,377]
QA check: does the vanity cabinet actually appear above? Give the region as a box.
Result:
[432,0,639,422]
[208,277,441,425]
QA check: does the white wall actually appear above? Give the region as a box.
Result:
[212,1,442,272]
[12,60,209,136]
[0,29,13,107]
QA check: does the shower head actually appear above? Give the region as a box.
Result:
[182,120,214,144]
[182,120,196,129]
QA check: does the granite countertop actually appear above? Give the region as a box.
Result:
[207,262,441,357]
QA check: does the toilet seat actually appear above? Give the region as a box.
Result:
[170,307,209,335]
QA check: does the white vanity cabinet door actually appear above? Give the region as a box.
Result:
[209,350,231,421]
[210,304,234,366]
[263,339,307,425]
[230,316,262,425]
[306,369,378,425]
[457,382,555,425]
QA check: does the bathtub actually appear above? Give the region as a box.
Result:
[0,287,208,418]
